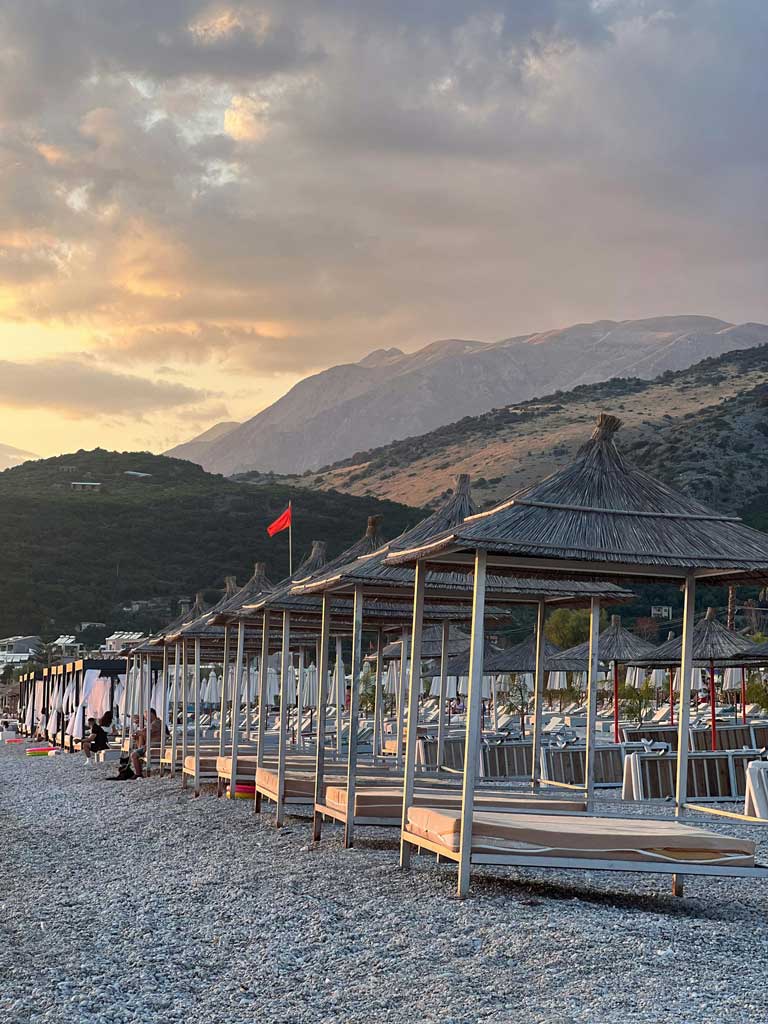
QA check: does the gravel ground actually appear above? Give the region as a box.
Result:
[2,745,767,1024]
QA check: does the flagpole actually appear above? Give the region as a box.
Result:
[288,500,293,576]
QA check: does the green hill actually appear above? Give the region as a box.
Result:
[0,450,422,639]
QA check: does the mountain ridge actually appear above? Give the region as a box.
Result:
[174,314,768,477]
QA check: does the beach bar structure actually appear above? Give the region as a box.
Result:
[386,414,768,896]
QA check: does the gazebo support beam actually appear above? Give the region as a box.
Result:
[584,597,600,811]
[170,643,180,778]
[344,586,364,848]
[457,549,488,899]
[400,562,426,868]
[531,599,546,790]
[228,620,244,799]
[312,594,332,842]
[193,638,201,795]
[372,628,384,763]
[158,645,168,776]
[256,611,270,770]
[218,625,230,761]
[436,619,450,770]
[674,572,696,816]
[275,611,291,827]
[396,627,409,770]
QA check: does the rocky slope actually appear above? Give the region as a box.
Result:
[176,316,768,476]
[288,344,768,515]
[165,420,240,464]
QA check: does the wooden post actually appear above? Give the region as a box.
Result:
[674,573,696,816]
[400,562,426,868]
[244,632,252,745]
[312,594,332,842]
[170,643,180,778]
[193,638,201,796]
[531,601,546,789]
[297,647,305,748]
[669,666,675,728]
[158,645,169,775]
[584,597,600,811]
[335,636,344,755]
[396,628,409,770]
[456,549,488,899]
[612,660,620,745]
[218,624,230,757]
[229,620,245,797]
[372,628,384,763]
[181,641,188,767]
[275,611,291,827]
[343,587,365,848]
[436,619,450,769]
[256,612,270,769]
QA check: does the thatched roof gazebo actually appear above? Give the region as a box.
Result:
[385,413,768,896]
[548,615,656,742]
[632,607,755,746]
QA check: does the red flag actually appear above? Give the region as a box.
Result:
[267,503,292,537]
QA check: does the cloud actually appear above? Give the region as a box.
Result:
[0,0,765,408]
[0,357,216,417]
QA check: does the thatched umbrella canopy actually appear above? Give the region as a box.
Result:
[631,607,755,748]
[380,624,470,662]
[385,414,768,584]
[548,615,657,742]
[483,632,563,673]
[445,640,500,677]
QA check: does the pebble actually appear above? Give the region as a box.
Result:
[1,745,767,1023]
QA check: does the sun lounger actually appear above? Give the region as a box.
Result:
[744,761,768,819]
[403,807,758,873]
[623,749,764,802]
[319,784,586,827]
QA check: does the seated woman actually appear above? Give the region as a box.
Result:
[82,716,109,764]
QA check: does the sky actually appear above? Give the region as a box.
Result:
[1,1,767,457]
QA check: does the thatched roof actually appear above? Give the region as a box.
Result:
[380,624,470,661]
[445,640,501,676]
[293,474,634,607]
[483,632,563,673]
[632,608,755,667]
[548,614,657,670]
[384,414,768,584]
[139,591,209,649]
[209,562,275,624]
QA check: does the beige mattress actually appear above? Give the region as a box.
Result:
[324,786,584,820]
[182,754,220,774]
[216,754,259,777]
[405,807,756,866]
[255,767,315,800]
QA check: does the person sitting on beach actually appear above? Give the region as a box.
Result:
[128,708,162,779]
[32,713,48,742]
[82,717,109,763]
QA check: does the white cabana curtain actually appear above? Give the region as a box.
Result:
[723,667,742,692]
[673,667,706,693]
[301,665,318,707]
[547,671,569,691]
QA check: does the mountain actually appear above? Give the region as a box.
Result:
[175,315,768,476]
[0,450,420,638]
[0,441,37,471]
[164,420,240,463]
[292,343,768,518]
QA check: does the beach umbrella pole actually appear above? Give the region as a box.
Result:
[709,659,717,751]
[741,667,747,726]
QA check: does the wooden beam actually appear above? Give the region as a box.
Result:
[396,627,409,771]
[457,549,488,899]
[229,620,245,796]
[531,599,546,790]
[218,624,230,758]
[372,628,384,763]
[675,573,696,816]
[344,587,364,848]
[436,619,450,769]
[312,594,332,842]
[169,643,179,778]
[584,596,600,811]
[275,611,291,827]
[400,561,426,869]
[256,611,270,770]
[193,638,201,796]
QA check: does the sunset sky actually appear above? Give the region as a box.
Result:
[1,2,767,457]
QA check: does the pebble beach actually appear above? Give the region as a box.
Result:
[2,745,767,1024]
